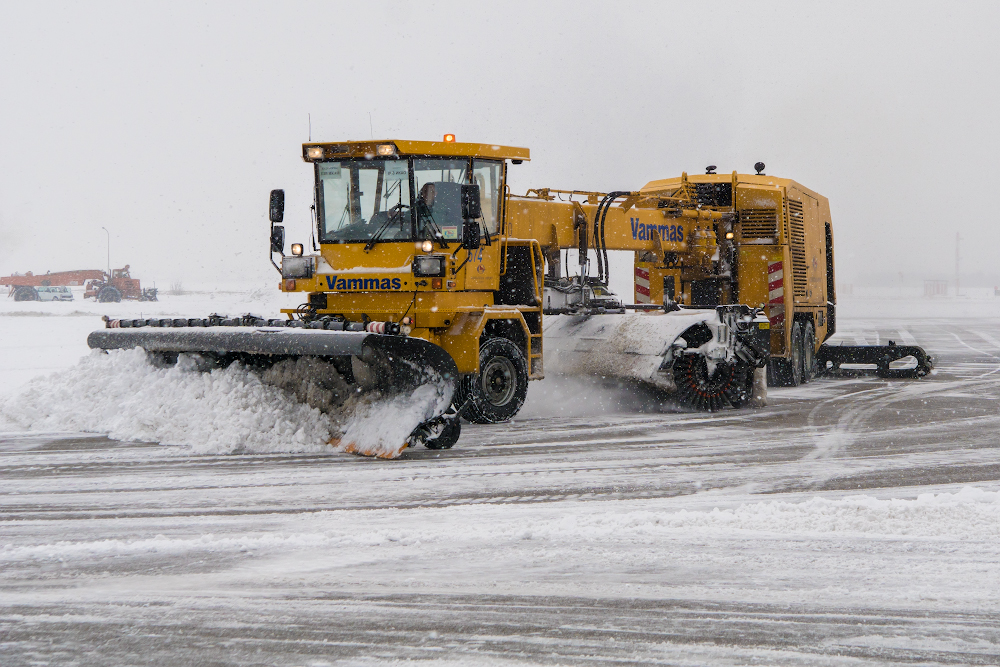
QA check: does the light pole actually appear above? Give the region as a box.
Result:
[101,227,110,277]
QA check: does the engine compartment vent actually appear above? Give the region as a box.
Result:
[738,208,778,240]
[787,199,807,298]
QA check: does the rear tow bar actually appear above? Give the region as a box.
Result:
[816,341,933,378]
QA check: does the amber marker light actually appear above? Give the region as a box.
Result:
[443,134,456,142]
[725,232,735,240]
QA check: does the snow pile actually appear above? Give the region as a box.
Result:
[0,347,453,458]
[0,348,336,454]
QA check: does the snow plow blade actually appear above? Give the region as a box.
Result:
[542,305,771,411]
[88,318,460,458]
[817,342,933,378]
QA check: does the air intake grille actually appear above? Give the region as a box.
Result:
[739,208,778,240]
[787,199,807,298]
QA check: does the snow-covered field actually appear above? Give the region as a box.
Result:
[3,289,1000,665]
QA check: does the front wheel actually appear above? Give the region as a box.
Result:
[418,417,461,450]
[456,337,529,424]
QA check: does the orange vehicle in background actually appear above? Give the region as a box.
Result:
[83,266,158,302]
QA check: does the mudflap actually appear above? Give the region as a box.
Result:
[88,323,460,457]
[816,342,933,378]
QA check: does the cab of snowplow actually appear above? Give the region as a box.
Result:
[272,139,542,380]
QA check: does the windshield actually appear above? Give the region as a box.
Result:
[317,157,504,244]
[318,159,413,243]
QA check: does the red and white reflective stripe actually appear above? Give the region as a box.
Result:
[635,266,651,303]
[767,260,785,327]
[109,319,121,328]
[366,321,388,333]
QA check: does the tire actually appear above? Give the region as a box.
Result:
[97,286,122,303]
[802,321,816,382]
[456,337,528,424]
[768,321,804,387]
[420,418,461,450]
[13,287,38,301]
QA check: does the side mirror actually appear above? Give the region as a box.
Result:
[269,189,285,223]
[460,183,482,220]
[270,225,285,254]
[462,219,481,250]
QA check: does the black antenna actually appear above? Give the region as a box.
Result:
[308,113,311,142]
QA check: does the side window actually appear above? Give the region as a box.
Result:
[472,160,501,236]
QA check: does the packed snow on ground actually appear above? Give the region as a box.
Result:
[4,485,1000,613]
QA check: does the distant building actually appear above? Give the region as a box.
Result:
[924,280,948,297]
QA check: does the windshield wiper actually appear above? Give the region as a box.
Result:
[364,216,396,251]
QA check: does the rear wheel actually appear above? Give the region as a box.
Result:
[457,337,528,424]
[802,321,816,382]
[98,286,122,303]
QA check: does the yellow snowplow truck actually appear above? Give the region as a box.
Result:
[89,139,931,457]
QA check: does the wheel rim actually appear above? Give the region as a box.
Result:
[481,356,517,406]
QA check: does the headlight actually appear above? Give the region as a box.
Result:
[281,256,313,279]
[306,146,324,159]
[291,243,303,256]
[413,255,447,277]
[376,144,395,156]
[420,240,434,252]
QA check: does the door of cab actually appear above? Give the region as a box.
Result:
[464,159,505,290]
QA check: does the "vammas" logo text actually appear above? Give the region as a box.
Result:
[325,276,403,290]
[630,217,684,243]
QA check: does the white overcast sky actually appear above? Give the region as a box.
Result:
[2,1,998,290]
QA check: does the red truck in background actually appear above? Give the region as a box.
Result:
[2,266,157,302]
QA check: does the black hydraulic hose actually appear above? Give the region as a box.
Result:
[594,191,630,284]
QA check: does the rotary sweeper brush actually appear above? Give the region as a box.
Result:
[88,137,931,457]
